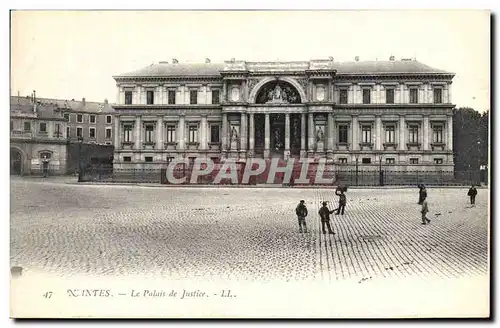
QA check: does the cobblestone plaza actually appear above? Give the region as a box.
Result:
[10,178,489,284]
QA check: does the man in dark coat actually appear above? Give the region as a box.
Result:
[318,201,335,235]
[418,184,427,205]
[335,187,347,215]
[295,200,308,233]
[467,185,478,205]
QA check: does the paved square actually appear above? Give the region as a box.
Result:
[10,178,489,283]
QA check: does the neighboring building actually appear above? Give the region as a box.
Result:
[10,95,115,175]
[112,58,455,171]
[10,95,68,175]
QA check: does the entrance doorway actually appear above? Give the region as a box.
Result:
[10,148,22,175]
[270,114,285,157]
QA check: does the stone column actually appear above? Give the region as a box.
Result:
[264,113,270,157]
[221,113,228,151]
[249,113,255,152]
[156,116,163,150]
[327,113,334,152]
[178,115,185,150]
[399,115,406,150]
[222,81,227,103]
[200,115,208,150]
[375,115,382,150]
[308,113,314,152]
[114,115,121,149]
[423,116,430,151]
[240,113,247,151]
[447,115,453,151]
[285,113,290,151]
[134,116,141,150]
[300,113,306,157]
[351,115,358,150]
[116,86,121,104]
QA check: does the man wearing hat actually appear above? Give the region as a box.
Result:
[295,200,308,233]
[318,201,335,235]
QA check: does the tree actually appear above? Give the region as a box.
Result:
[452,107,489,171]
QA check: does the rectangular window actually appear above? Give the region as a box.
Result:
[433,125,443,143]
[361,125,371,143]
[190,90,198,104]
[89,127,96,138]
[166,125,176,143]
[145,124,154,142]
[338,125,348,143]
[55,123,61,137]
[210,125,220,143]
[339,89,348,104]
[338,158,348,164]
[76,127,82,137]
[10,121,13,131]
[123,156,132,162]
[39,122,47,132]
[145,156,153,162]
[64,113,70,121]
[105,128,112,139]
[189,125,198,143]
[168,90,176,104]
[410,158,419,164]
[386,89,394,104]
[409,125,419,143]
[90,115,96,124]
[362,158,372,164]
[125,91,133,104]
[434,88,443,104]
[77,114,83,123]
[123,124,133,142]
[409,88,418,104]
[385,126,395,143]
[362,89,371,104]
[106,115,112,124]
[212,90,220,104]
[66,127,70,138]
[434,158,443,164]
[24,122,31,131]
[386,158,395,164]
[147,90,154,104]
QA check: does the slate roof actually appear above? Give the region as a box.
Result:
[115,60,452,78]
[10,96,115,115]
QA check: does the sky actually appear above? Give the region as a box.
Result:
[10,10,490,112]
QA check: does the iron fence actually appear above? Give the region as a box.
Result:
[80,164,484,186]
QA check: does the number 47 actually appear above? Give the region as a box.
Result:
[43,292,53,299]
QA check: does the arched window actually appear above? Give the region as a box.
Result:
[255,81,302,104]
[39,151,52,160]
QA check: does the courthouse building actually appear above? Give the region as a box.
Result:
[112,57,455,171]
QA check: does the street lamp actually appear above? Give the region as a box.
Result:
[77,136,84,182]
[355,153,359,186]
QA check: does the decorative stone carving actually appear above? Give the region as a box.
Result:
[316,86,325,101]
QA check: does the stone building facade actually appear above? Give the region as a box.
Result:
[112,58,455,171]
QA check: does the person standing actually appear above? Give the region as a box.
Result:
[295,200,308,233]
[467,185,478,206]
[335,188,347,215]
[418,184,427,205]
[421,195,431,225]
[318,201,335,234]
[42,155,49,178]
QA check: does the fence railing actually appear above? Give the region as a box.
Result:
[80,165,484,186]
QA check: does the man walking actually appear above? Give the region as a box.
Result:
[295,200,308,233]
[335,187,347,215]
[467,185,478,206]
[318,201,335,234]
[418,184,427,205]
[421,195,431,225]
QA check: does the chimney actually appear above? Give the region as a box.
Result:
[355,56,360,62]
[172,58,178,64]
[82,98,86,106]
[33,90,37,113]
[205,58,211,63]
[104,98,108,104]
[389,56,395,61]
